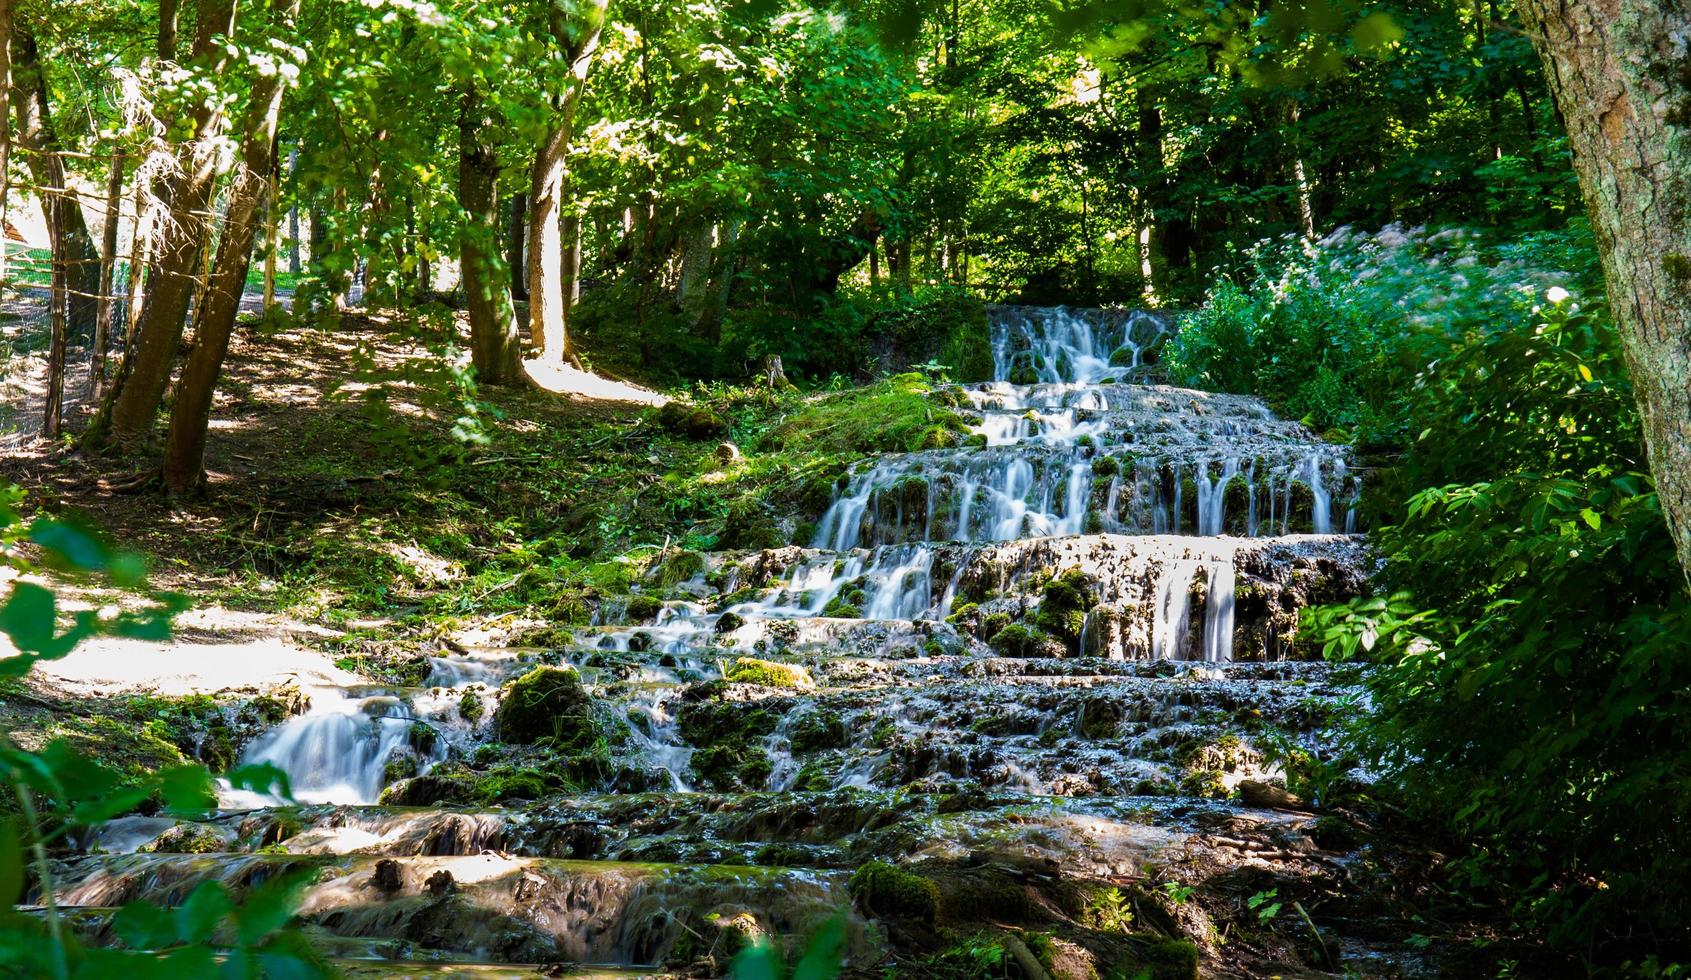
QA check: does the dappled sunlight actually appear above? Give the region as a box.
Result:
[521,357,669,406]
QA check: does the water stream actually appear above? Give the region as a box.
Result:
[58,305,1374,971]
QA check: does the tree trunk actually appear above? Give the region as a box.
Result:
[91,149,123,399]
[286,146,299,274]
[42,182,65,437]
[0,0,13,293]
[12,29,100,339]
[162,0,297,495]
[1516,0,1691,581]
[506,191,527,300]
[560,209,580,331]
[457,88,520,385]
[123,179,149,344]
[94,0,238,450]
[527,0,608,364]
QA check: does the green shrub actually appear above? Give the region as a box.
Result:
[1305,296,1691,956]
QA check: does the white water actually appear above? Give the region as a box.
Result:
[228,305,1361,802]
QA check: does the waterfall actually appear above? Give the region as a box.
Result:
[1152,563,1198,661]
[1203,561,1236,663]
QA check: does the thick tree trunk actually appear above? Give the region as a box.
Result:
[91,150,123,399]
[527,0,607,364]
[94,0,238,450]
[12,29,100,339]
[1516,0,1691,581]
[457,89,520,385]
[162,0,298,495]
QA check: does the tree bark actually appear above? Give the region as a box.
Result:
[93,0,238,450]
[12,28,100,339]
[91,149,123,399]
[527,0,608,364]
[162,0,299,495]
[0,0,13,293]
[1516,0,1691,581]
[457,88,520,385]
[42,180,65,437]
[506,191,527,300]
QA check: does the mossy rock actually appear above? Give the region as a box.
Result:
[656,401,728,440]
[850,860,940,924]
[690,742,773,791]
[821,597,861,618]
[1034,568,1096,647]
[408,721,438,756]
[789,709,848,752]
[988,623,1059,658]
[458,689,485,724]
[143,823,227,854]
[652,550,706,587]
[725,657,810,689]
[715,611,746,634]
[494,667,596,748]
[1116,937,1200,980]
[1310,814,1364,851]
[625,593,663,624]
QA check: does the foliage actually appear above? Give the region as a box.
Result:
[1163,224,1592,442]
[0,492,320,979]
[729,910,846,980]
[1303,296,1691,957]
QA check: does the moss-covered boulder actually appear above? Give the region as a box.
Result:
[656,401,728,440]
[989,623,1061,658]
[849,860,940,924]
[725,657,810,689]
[1034,568,1097,649]
[494,667,596,748]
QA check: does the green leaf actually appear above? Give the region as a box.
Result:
[29,519,109,572]
[0,818,22,905]
[114,900,178,950]
[176,881,233,944]
[0,582,56,654]
[234,870,311,946]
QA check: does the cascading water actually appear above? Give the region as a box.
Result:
[67,305,1376,974]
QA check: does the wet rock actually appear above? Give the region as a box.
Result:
[424,868,456,896]
[849,860,940,924]
[370,857,406,895]
[724,657,810,689]
[142,823,228,854]
[1239,779,1311,812]
[494,666,595,747]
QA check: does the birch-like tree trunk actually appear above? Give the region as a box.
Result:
[1516,0,1691,581]
[527,0,608,365]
